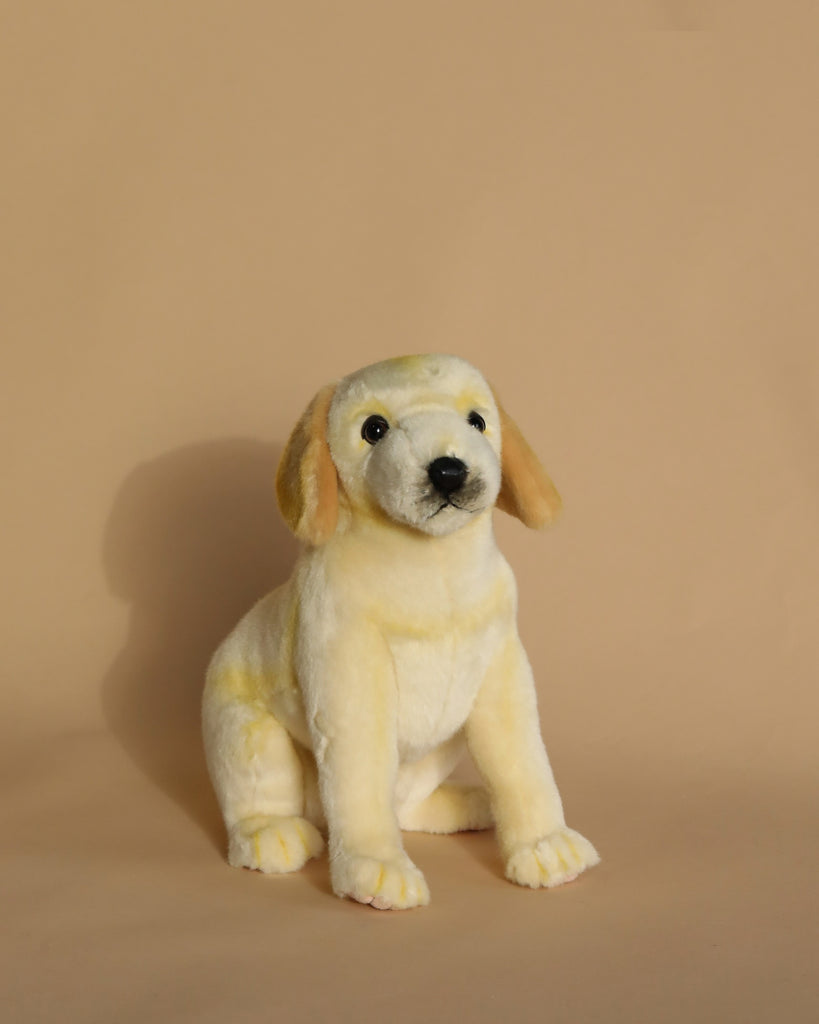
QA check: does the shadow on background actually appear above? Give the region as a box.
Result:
[101,439,298,849]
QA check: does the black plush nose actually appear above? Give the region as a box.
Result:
[428,456,468,495]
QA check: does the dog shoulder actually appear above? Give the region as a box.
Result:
[205,584,297,701]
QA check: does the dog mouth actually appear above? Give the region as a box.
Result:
[418,474,487,521]
[427,498,477,519]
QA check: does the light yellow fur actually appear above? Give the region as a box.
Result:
[202,354,598,909]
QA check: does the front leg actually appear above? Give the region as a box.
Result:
[466,631,600,888]
[299,617,429,910]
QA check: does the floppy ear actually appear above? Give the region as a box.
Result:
[493,391,563,529]
[275,383,339,545]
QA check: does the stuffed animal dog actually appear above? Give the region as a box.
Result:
[202,353,599,909]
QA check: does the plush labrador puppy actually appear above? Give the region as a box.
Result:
[202,354,599,909]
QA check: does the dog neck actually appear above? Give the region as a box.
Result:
[339,506,498,569]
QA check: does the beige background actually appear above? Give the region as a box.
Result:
[2,3,817,1021]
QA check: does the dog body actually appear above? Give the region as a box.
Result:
[203,354,599,908]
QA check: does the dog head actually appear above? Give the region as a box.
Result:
[276,354,562,545]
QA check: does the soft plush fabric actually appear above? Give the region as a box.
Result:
[202,354,599,908]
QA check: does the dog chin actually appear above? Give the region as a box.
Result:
[388,501,485,538]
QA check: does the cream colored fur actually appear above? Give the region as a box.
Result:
[202,354,599,909]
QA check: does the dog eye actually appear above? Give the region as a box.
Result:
[361,414,390,444]
[467,411,486,433]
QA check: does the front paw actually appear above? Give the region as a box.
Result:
[505,828,600,889]
[331,852,430,910]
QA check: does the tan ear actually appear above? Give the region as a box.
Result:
[275,383,339,545]
[493,392,563,529]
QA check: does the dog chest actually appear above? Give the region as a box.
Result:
[389,623,502,760]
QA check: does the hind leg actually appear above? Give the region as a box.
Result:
[394,734,493,834]
[202,690,324,873]
[399,782,493,833]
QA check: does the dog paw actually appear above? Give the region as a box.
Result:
[228,815,325,874]
[505,828,600,889]
[331,853,430,910]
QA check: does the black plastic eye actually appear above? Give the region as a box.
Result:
[361,414,390,444]
[467,411,486,433]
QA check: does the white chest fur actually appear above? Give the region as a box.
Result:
[388,618,505,761]
[289,513,516,764]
